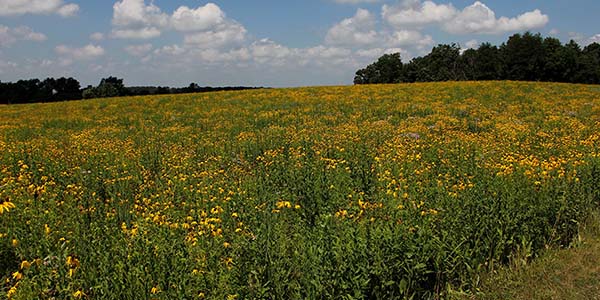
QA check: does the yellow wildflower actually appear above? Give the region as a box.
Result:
[73,290,86,299]
[12,271,22,280]
[151,286,160,294]
[0,201,16,214]
[7,285,17,298]
[20,260,31,270]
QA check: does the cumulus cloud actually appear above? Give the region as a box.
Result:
[464,39,479,49]
[171,4,225,32]
[325,8,378,46]
[111,0,247,46]
[55,44,105,61]
[382,0,457,27]
[125,43,153,57]
[382,1,548,35]
[0,25,47,47]
[112,27,161,39]
[443,1,549,34]
[183,22,247,48]
[0,0,79,17]
[324,7,434,56]
[587,34,600,45]
[112,0,168,27]
[385,30,433,48]
[90,32,105,41]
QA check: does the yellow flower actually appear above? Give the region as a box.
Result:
[12,271,22,280]
[151,286,160,294]
[73,290,86,299]
[0,201,16,214]
[20,260,31,270]
[7,285,17,298]
[223,241,231,248]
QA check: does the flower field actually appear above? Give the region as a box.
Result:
[1,81,600,299]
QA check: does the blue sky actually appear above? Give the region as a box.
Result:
[1,0,599,87]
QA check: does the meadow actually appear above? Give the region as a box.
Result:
[1,81,599,299]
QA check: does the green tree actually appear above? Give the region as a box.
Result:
[501,32,545,81]
[354,53,404,84]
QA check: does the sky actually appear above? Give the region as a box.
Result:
[1,0,599,88]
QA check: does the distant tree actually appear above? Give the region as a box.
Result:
[541,37,567,82]
[420,43,462,81]
[580,43,600,84]
[99,76,126,96]
[501,32,545,81]
[156,86,170,94]
[82,86,97,99]
[354,53,404,84]
[354,31,600,85]
[563,40,583,83]
[472,43,502,80]
[186,83,200,93]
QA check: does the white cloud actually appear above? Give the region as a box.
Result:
[183,22,247,48]
[382,1,548,35]
[355,47,411,60]
[0,25,47,47]
[249,39,294,64]
[56,3,78,17]
[112,27,161,39]
[246,39,354,67]
[325,8,378,46]
[443,2,548,34]
[464,39,479,49]
[0,0,79,17]
[112,0,168,28]
[90,32,105,41]
[382,0,457,27]
[55,44,105,61]
[587,34,600,45]
[171,4,225,32]
[190,48,252,64]
[385,30,433,48]
[125,43,153,57]
[111,0,248,48]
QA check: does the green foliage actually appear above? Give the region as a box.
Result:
[355,32,600,85]
[354,53,405,84]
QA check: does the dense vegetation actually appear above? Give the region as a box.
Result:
[0,76,260,105]
[1,82,599,299]
[355,32,600,85]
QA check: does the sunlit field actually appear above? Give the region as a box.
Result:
[1,81,600,299]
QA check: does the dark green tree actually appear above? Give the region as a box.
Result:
[354,53,404,84]
[419,43,462,81]
[501,32,545,81]
[579,43,600,84]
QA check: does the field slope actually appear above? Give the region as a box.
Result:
[1,81,600,299]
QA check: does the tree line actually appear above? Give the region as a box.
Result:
[0,76,261,105]
[354,32,600,85]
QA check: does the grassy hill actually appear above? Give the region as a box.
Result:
[1,81,599,299]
